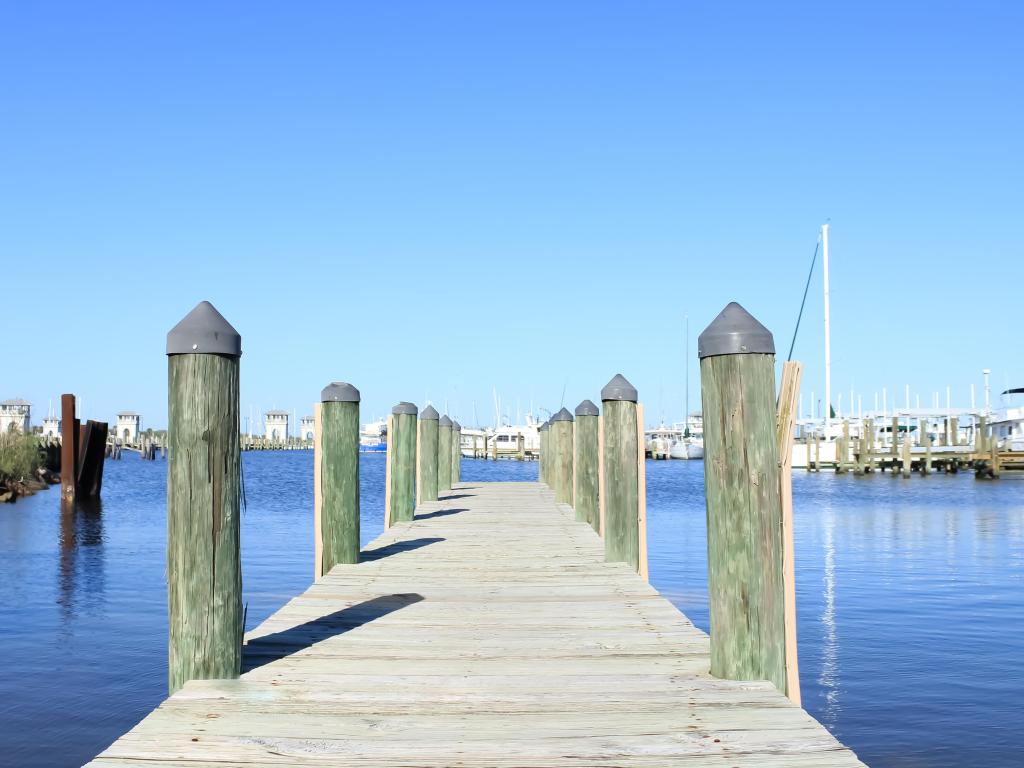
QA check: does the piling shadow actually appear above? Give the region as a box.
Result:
[440,493,474,500]
[415,507,468,521]
[243,593,424,672]
[360,536,445,561]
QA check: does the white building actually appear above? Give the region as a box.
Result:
[0,399,31,434]
[42,417,61,439]
[265,410,289,443]
[300,415,315,441]
[116,412,143,444]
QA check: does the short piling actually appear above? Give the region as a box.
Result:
[389,403,417,523]
[451,421,462,485]
[165,301,243,695]
[317,382,360,574]
[418,406,440,502]
[551,408,574,504]
[601,374,641,572]
[574,400,600,530]
[438,416,453,494]
[698,302,786,695]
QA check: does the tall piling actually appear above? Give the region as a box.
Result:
[389,403,417,523]
[317,382,360,574]
[574,400,600,530]
[551,408,574,504]
[418,405,440,503]
[601,374,641,572]
[165,301,242,695]
[698,302,787,695]
[438,416,453,494]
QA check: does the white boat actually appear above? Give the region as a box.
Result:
[359,418,387,453]
[992,388,1024,451]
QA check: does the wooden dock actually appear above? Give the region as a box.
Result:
[87,482,864,767]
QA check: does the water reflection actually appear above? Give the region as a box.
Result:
[818,503,840,728]
[58,498,106,630]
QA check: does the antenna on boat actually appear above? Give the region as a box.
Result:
[822,222,832,435]
[684,314,690,437]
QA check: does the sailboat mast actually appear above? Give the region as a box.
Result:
[684,314,690,437]
[822,223,832,435]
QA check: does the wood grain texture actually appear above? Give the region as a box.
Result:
[418,419,439,503]
[438,423,452,494]
[90,482,865,767]
[166,353,242,695]
[636,403,648,582]
[552,420,574,504]
[452,425,461,485]
[701,353,786,694]
[390,413,416,523]
[775,361,803,705]
[574,414,599,530]
[320,400,360,571]
[383,415,393,529]
[602,400,639,572]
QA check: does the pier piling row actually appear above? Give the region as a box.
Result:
[98,298,864,766]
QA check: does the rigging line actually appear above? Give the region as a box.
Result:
[787,235,821,362]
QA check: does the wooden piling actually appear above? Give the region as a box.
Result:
[452,421,462,485]
[438,416,453,493]
[551,408,574,504]
[573,400,600,531]
[698,302,786,695]
[775,360,803,705]
[418,406,440,503]
[601,374,641,573]
[60,393,78,503]
[165,301,243,695]
[539,421,550,485]
[950,416,959,446]
[901,426,912,478]
[389,403,417,523]
[317,382,360,574]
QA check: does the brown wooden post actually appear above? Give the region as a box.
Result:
[60,393,78,503]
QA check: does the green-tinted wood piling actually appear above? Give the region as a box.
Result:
[438,416,453,494]
[418,406,440,502]
[539,421,550,485]
[451,421,462,485]
[165,301,243,695]
[601,374,640,572]
[551,408,574,504]
[698,302,787,695]
[318,382,360,572]
[390,403,417,523]
[574,400,600,530]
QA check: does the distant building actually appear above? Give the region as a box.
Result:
[116,412,143,444]
[0,399,31,434]
[265,410,289,443]
[300,415,315,441]
[42,417,61,439]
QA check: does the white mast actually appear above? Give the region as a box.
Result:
[822,223,832,435]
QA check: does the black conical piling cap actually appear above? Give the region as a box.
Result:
[552,407,574,422]
[452,421,461,430]
[166,301,241,357]
[601,374,638,403]
[575,399,599,417]
[698,302,775,359]
[420,405,439,420]
[392,402,417,415]
[540,421,549,432]
[439,415,453,427]
[321,382,360,403]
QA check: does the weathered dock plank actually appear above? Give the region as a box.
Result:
[86,482,865,767]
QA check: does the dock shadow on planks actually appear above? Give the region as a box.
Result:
[242,593,424,672]
[414,508,469,521]
[360,537,446,561]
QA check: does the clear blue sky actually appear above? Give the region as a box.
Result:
[3,2,1021,430]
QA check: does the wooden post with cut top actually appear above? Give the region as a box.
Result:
[698,302,786,696]
[165,301,242,695]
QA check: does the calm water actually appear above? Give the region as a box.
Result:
[1,453,1021,767]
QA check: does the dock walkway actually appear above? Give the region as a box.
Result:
[88,482,864,767]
